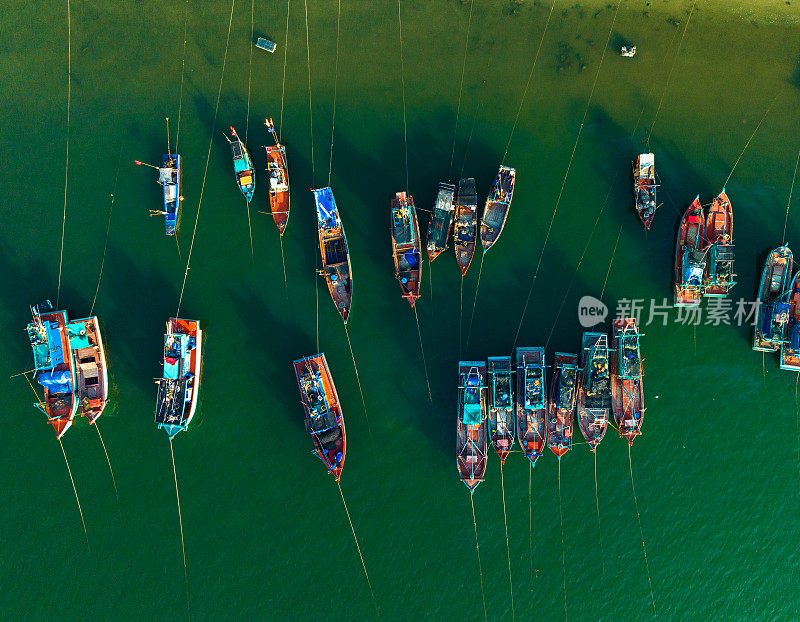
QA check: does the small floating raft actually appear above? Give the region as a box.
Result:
[487,356,515,464]
[155,318,202,440]
[313,187,353,323]
[256,37,277,53]
[457,361,488,493]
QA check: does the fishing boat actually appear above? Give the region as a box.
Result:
[754,245,793,352]
[577,332,610,451]
[264,118,290,235]
[426,182,455,262]
[155,318,202,439]
[457,361,487,492]
[674,196,706,307]
[611,319,644,445]
[67,316,109,423]
[487,356,515,464]
[453,177,478,275]
[633,153,658,229]
[313,187,352,323]
[704,190,735,297]
[293,353,346,480]
[548,352,578,458]
[224,126,255,203]
[781,271,800,371]
[27,301,78,438]
[480,166,516,251]
[516,347,547,465]
[390,191,422,307]
[134,153,182,235]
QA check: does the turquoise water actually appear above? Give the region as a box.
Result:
[2,0,800,619]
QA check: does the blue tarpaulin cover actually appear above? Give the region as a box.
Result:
[38,370,71,394]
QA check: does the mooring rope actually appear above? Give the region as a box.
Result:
[511,0,622,352]
[413,306,432,401]
[56,0,72,309]
[337,482,378,615]
[23,371,43,403]
[594,450,606,578]
[628,445,657,618]
[59,438,88,548]
[458,51,495,180]
[245,0,255,143]
[528,463,534,593]
[177,0,237,316]
[279,0,290,141]
[470,494,488,622]
[500,462,516,621]
[397,0,409,191]
[170,439,191,619]
[449,0,474,176]
[600,224,623,301]
[780,145,797,243]
[175,0,190,152]
[458,275,464,359]
[502,0,556,163]
[304,0,315,185]
[94,422,119,500]
[465,252,484,349]
[724,91,781,190]
[344,324,372,440]
[327,0,341,187]
[558,460,567,621]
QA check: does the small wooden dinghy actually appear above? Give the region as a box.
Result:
[224,126,255,203]
[611,319,644,446]
[457,361,487,492]
[390,192,422,307]
[67,316,109,423]
[480,166,515,251]
[754,245,793,352]
[294,353,346,480]
[516,347,547,465]
[704,190,735,297]
[577,332,610,451]
[548,352,578,458]
[633,153,658,229]
[155,318,202,440]
[27,301,78,438]
[134,152,182,235]
[487,356,515,464]
[426,182,455,262]
[264,118,290,235]
[313,187,352,323]
[674,196,706,307]
[781,270,800,371]
[454,177,478,275]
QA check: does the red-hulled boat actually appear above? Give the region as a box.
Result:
[516,347,547,465]
[548,352,578,458]
[633,153,658,229]
[577,332,610,451]
[313,187,353,323]
[390,191,422,307]
[264,118,290,235]
[454,178,477,275]
[457,361,487,492]
[611,319,645,446]
[674,196,706,307]
[487,356,515,464]
[704,189,735,297]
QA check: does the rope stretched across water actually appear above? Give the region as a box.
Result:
[328,0,342,187]
[470,494,488,622]
[449,0,474,175]
[413,306,432,401]
[170,439,191,620]
[245,0,254,143]
[177,0,237,316]
[558,460,567,621]
[782,146,800,244]
[59,438,88,549]
[56,0,72,309]
[337,482,378,615]
[279,0,290,141]
[174,0,190,152]
[600,224,623,301]
[723,91,781,189]
[500,462,516,621]
[465,252,484,350]
[397,0,409,191]
[94,422,119,500]
[593,450,606,578]
[344,324,372,440]
[629,445,657,618]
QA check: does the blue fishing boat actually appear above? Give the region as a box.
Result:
[781,270,800,370]
[225,126,255,203]
[487,356,514,464]
[516,347,547,465]
[155,318,202,439]
[457,361,487,493]
[27,301,78,438]
[313,187,353,323]
[754,245,792,352]
[135,119,183,235]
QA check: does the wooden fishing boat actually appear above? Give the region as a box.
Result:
[390,192,422,307]
[453,177,478,275]
[704,190,735,297]
[224,126,255,203]
[457,361,487,492]
[487,356,515,464]
[27,301,78,438]
[155,318,202,440]
[264,118,290,235]
[754,245,793,352]
[633,153,658,229]
[134,153,182,235]
[426,182,455,262]
[516,347,547,465]
[313,187,352,323]
[781,270,800,371]
[611,319,644,446]
[67,316,109,423]
[480,166,516,251]
[293,353,346,480]
[674,196,706,307]
[577,332,610,451]
[548,352,578,459]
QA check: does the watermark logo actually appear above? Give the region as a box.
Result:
[578,295,608,328]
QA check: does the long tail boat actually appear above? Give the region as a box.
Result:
[67,316,109,423]
[293,353,346,480]
[611,319,644,446]
[781,270,800,371]
[27,301,78,438]
[426,182,455,262]
[390,191,422,307]
[674,196,706,307]
[516,347,547,465]
[155,318,202,440]
[704,190,735,297]
[480,166,516,251]
[754,245,793,352]
[454,177,478,275]
[264,118,290,235]
[548,352,578,458]
[577,332,610,451]
[457,361,487,492]
[134,153,182,235]
[487,356,515,464]
[633,153,658,229]
[313,187,352,323]
[224,126,255,203]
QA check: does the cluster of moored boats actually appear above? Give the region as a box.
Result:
[456,319,644,492]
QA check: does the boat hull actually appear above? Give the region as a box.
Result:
[391,192,422,307]
[454,178,477,275]
[313,187,353,323]
[704,191,735,297]
[266,144,290,234]
[487,356,514,464]
[156,318,202,439]
[611,319,644,446]
[163,154,181,235]
[548,352,578,458]
[457,361,487,492]
[577,332,610,451]
[754,245,793,352]
[480,166,515,251]
[69,316,109,423]
[516,347,547,465]
[674,197,706,307]
[228,127,255,203]
[633,154,657,230]
[426,182,455,262]
[781,270,800,370]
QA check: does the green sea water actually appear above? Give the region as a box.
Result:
[2,0,800,619]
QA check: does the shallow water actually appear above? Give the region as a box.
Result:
[1,0,800,619]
